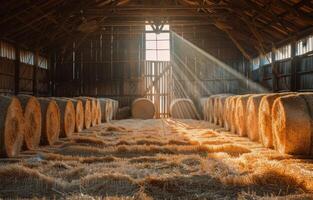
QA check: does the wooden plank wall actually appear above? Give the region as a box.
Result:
[253,44,313,92]
[170,25,248,112]
[0,40,49,96]
[54,27,145,107]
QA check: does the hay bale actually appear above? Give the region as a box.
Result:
[89,98,97,126]
[37,98,60,145]
[112,100,119,120]
[75,98,92,129]
[132,98,155,119]
[259,93,295,148]
[272,94,313,155]
[246,94,267,141]
[223,96,233,130]
[200,97,209,120]
[234,94,251,136]
[64,98,84,132]
[0,96,25,157]
[95,99,101,125]
[229,96,239,133]
[99,98,112,123]
[207,95,217,123]
[170,98,198,119]
[17,95,42,150]
[202,98,210,121]
[216,94,233,126]
[52,98,75,138]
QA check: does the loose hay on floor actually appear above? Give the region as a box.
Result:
[0,119,313,199]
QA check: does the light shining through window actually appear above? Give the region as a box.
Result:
[145,24,170,61]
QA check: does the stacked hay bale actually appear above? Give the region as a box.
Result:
[75,97,92,129]
[170,98,198,119]
[37,98,60,145]
[223,96,233,130]
[89,97,97,127]
[111,99,119,120]
[99,98,112,122]
[272,93,313,155]
[229,96,239,133]
[132,98,155,119]
[206,95,217,123]
[0,96,25,157]
[200,97,209,120]
[95,99,101,125]
[17,95,42,150]
[64,98,84,132]
[234,94,252,136]
[51,98,75,138]
[203,98,210,121]
[216,94,233,126]
[207,92,313,156]
[246,94,267,141]
[258,92,295,148]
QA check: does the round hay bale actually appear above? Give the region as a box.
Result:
[223,96,234,130]
[112,100,119,120]
[52,98,75,138]
[207,95,217,123]
[259,92,295,148]
[75,98,92,129]
[99,98,112,123]
[17,95,42,150]
[170,98,198,119]
[229,96,239,133]
[213,96,221,124]
[65,98,84,132]
[272,94,312,155]
[132,98,155,119]
[95,99,101,125]
[202,98,210,121]
[234,94,252,136]
[0,96,25,157]
[246,94,267,141]
[89,98,97,126]
[217,94,233,126]
[37,98,60,145]
[200,97,209,120]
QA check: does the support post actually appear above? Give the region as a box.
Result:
[290,39,298,91]
[271,46,277,92]
[33,49,39,96]
[14,46,20,95]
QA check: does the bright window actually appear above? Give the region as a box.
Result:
[275,45,291,60]
[145,24,170,61]
[296,35,313,55]
[0,41,15,60]
[260,52,272,65]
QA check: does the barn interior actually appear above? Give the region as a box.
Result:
[1,0,313,199]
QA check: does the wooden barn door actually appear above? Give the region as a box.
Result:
[144,61,173,118]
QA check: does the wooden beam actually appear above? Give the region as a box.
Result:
[14,45,20,95]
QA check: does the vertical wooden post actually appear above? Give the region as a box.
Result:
[14,45,20,95]
[271,46,277,92]
[290,39,298,91]
[48,52,54,96]
[33,49,39,96]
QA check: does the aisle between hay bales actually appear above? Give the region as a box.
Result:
[1,119,313,199]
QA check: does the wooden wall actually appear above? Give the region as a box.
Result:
[0,40,49,96]
[53,27,145,107]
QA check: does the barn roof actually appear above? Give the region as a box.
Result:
[1,0,312,58]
